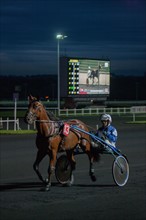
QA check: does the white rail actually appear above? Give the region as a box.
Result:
[0,118,20,131]
[0,107,145,130]
[59,107,146,116]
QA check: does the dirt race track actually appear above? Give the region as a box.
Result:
[0,116,146,220]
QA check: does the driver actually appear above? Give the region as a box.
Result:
[95,114,118,147]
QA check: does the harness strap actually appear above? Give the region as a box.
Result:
[70,128,81,143]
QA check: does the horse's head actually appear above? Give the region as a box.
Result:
[24,95,44,125]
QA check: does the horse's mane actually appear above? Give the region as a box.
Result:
[46,111,60,121]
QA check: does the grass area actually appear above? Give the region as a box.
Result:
[0,130,36,135]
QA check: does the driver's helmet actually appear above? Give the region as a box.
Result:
[100,114,112,123]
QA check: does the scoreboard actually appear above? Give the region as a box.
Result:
[68,59,80,95]
[60,57,110,98]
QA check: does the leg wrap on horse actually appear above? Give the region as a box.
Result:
[48,165,55,174]
[89,163,96,182]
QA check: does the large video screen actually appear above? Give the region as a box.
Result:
[67,58,110,95]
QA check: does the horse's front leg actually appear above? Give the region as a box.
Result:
[86,150,97,182]
[45,149,57,191]
[33,149,47,184]
[65,150,75,186]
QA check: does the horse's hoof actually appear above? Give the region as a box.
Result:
[40,186,50,192]
[66,174,74,186]
[44,178,49,184]
[40,185,50,191]
[40,182,51,191]
[90,175,96,182]
[45,185,50,191]
[70,174,74,185]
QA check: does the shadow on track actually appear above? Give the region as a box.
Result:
[74,184,116,187]
[0,182,59,191]
[0,182,116,191]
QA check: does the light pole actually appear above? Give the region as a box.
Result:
[56,34,67,114]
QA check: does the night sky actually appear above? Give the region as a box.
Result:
[0,0,146,76]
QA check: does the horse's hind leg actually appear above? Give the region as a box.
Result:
[89,157,96,182]
[33,149,47,183]
[85,149,97,182]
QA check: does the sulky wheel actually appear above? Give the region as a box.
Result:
[112,155,129,187]
[55,154,73,185]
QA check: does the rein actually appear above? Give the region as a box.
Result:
[36,120,62,123]
[27,99,95,139]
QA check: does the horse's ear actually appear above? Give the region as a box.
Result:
[28,95,39,103]
[28,95,35,103]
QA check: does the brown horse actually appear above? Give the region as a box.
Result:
[24,95,98,190]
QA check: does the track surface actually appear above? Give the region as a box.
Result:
[0,118,146,220]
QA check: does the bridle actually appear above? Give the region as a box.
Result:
[25,101,43,125]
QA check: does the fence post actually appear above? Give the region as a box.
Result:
[74,108,76,116]
[117,107,119,116]
[34,121,36,130]
[82,108,84,116]
[14,98,17,131]
[16,119,20,130]
[66,109,68,117]
[0,117,3,129]
[133,113,135,122]
[110,107,113,114]
[7,117,9,130]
